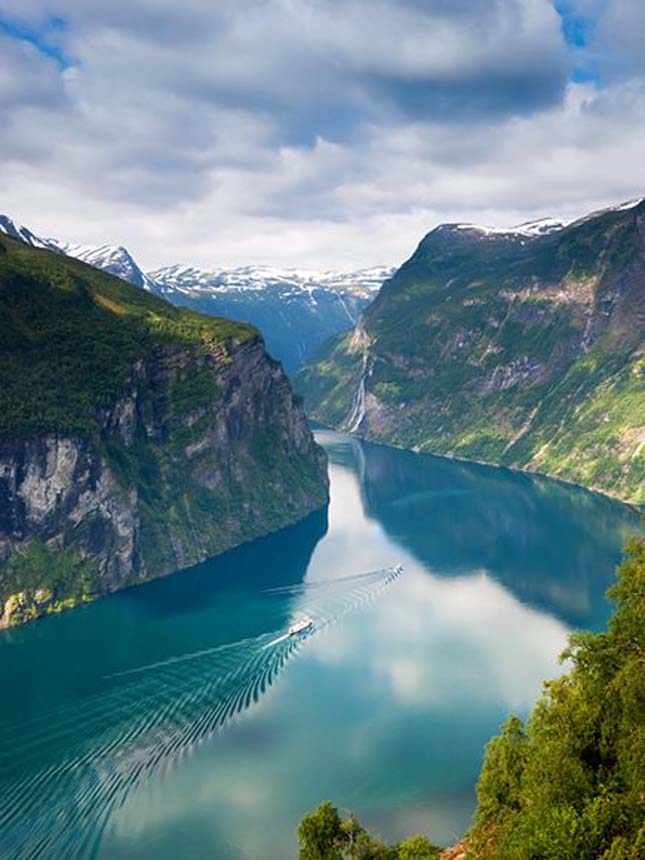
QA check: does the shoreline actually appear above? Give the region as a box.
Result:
[311,421,643,513]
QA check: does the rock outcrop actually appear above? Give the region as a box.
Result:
[0,235,328,628]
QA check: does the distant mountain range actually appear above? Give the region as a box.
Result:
[148,263,391,372]
[0,216,392,372]
[298,199,645,504]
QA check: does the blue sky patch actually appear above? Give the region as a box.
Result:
[0,15,69,69]
[555,1,602,85]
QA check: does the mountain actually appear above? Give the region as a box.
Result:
[298,199,645,504]
[0,216,392,373]
[0,215,61,253]
[0,233,328,628]
[148,263,392,372]
[59,241,156,290]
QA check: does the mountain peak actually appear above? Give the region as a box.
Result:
[424,197,645,248]
[0,215,61,252]
[58,242,154,290]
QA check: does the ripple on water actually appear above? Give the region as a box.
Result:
[0,567,402,860]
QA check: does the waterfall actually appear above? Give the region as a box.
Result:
[347,349,370,434]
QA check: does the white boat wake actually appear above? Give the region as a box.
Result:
[0,565,402,860]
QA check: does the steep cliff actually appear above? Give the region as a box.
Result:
[0,235,328,628]
[298,200,645,504]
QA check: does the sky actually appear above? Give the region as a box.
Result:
[1,0,645,271]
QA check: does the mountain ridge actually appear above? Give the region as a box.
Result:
[0,215,392,371]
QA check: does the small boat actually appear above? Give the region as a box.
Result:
[288,616,314,636]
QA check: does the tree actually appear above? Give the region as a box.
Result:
[397,834,441,859]
[297,803,434,860]
[298,802,347,860]
[468,536,645,860]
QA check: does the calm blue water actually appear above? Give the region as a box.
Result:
[0,429,640,860]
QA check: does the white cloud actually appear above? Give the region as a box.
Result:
[0,1,644,269]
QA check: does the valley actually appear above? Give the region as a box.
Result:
[0,216,391,373]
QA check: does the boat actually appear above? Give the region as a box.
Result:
[288,616,314,636]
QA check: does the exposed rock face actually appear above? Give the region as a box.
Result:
[440,842,468,860]
[298,200,645,504]
[0,236,328,628]
[0,339,328,628]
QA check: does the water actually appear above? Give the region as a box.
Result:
[0,429,639,860]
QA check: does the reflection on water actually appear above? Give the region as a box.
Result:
[0,562,400,860]
[341,431,637,628]
[0,430,639,860]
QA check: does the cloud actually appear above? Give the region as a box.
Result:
[0,33,65,112]
[0,1,643,269]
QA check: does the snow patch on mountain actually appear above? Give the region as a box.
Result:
[59,242,155,290]
[0,216,61,252]
[568,197,645,230]
[451,198,645,240]
[0,216,155,290]
[453,217,569,238]
[147,264,393,299]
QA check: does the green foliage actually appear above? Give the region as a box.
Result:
[169,364,221,417]
[474,716,527,826]
[297,803,437,860]
[396,835,441,860]
[511,351,645,504]
[0,234,256,439]
[468,537,645,860]
[0,540,99,620]
[298,802,346,860]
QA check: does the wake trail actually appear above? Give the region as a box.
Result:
[0,564,403,860]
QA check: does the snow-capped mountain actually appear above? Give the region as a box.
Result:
[148,264,393,371]
[0,217,154,289]
[0,215,61,253]
[148,263,391,299]
[453,217,569,238]
[449,199,644,240]
[0,214,393,372]
[58,242,156,290]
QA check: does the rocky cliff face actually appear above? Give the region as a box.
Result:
[298,200,645,504]
[0,236,328,628]
[0,339,328,630]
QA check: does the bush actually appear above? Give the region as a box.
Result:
[297,803,436,860]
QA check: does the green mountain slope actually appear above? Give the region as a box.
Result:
[0,233,256,438]
[298,202,645,504]
[0,235,328,628]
